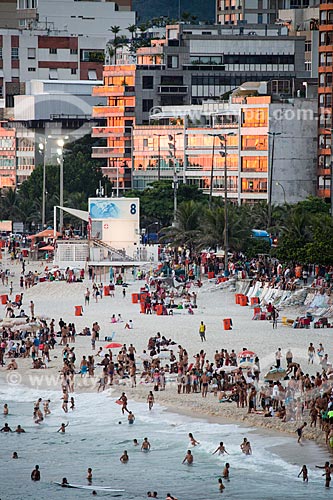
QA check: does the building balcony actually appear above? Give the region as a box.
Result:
[92,106,135,118]
[157,86,188,94]
[17,8,37,19]
[92,147,128,158]
[317,188,331,198]
[318,168,331,176]
[92,127,132,138]
[92,85,135,97]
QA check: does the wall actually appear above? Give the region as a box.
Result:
[270,98,317,205]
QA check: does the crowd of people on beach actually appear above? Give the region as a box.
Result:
[2,251,333,496]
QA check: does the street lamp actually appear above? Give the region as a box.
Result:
[217,132,236,276]
[275,181,286,205]
[57,139,65,231]
[168,133,182,223]
[38,139,47,228]
[208,133,225,207]
[153,134,162,181]
[267,131,281,227]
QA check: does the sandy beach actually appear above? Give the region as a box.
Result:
[1,257,332,446]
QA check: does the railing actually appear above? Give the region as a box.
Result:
[92,147,126,157]
[157,86,188,94]
[92,127,131,137]
[92,85,135,96]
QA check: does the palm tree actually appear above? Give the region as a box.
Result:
[198,205,250,253]
[161,200,201,251]
[106,44,115,65]
[110,25,121,39]
[127,24,136,40]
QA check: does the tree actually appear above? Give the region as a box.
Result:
[127,24,136,40]
[161,200,202,250]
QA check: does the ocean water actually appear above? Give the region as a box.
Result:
[0,382,331,500]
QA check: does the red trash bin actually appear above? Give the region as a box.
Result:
[156,305,163,315]
[22,249,28,257]
[250,297,259,306]
[104,286,110,296]
[223,318,232,330]
[207,271,215,279]
[132,293,139,304]
[1,294,8,305]
[75,305,83,316]
[239,295,248,306]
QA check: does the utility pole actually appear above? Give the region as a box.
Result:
[267,131,281,227]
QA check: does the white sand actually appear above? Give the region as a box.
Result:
[0,256,332,442]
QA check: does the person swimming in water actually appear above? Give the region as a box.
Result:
[218,478,225,492]
[240,438,252,455]
[141,437,151,451]
[298,465,308,482]
[223,463,230,480]
[87,468,93,484]
[213,442,229,455]
[120,450,129,463]
[182,450,193,465]
[188,433,200,446]
[57,422,69,433]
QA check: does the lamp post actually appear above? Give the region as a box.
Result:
[217,132,236,276]
[153,134,162,181]
[168,133,182,223]
[57,139,65,231]
[38,139,47,228]
[208,133,224,207]
[275,181,286,205]
[267,131,281,227]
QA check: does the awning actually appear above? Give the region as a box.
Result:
[57,206,89,222]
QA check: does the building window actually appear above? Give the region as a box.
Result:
[28,67,36,72]
[242,156,268,172]
[0,48,2,60]
[142,76,154,89]
[167,55,179,69]
[142,99,153,112]
[11,48,19,60]
[305,61,312,71]
[71,68,77,75]
[70,49,78,55]
[88,70,97,80]
[0,86,3,97]
[28,48,36,59]
[49,48,57,54]
[305,40,312,52]
[49,69,58,80]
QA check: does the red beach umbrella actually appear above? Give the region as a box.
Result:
[104,342,123,349]
[237,350,256,358]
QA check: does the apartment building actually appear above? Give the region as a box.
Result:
[132,89,317,204]
[0,0,135,116]
[317,0,333,202]
[0,123,16,189]
[216,0,317,25]
[92,23,310,189]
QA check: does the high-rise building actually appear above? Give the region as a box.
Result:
[317,0,333,202]
[216,0,318,26]
[0,122,16,189]
[92,65,135,189]
[92,23,310,189]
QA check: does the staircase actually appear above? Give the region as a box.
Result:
[91,239,137,262]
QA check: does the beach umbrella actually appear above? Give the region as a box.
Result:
[239,361,258,369]
[104,342,123,349]
[217,365,239,373]
[153,352,170,360]
[12,318,28,326]
[138,353,152,361]
[237,350,256,358]
[264,369,287,381]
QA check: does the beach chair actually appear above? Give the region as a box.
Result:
[104,332,116,342]
[282,316,287,326]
